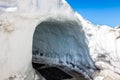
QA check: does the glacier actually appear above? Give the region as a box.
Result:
[0,0,120,80]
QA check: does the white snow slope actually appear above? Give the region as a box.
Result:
[76,13,120,79]
[0,0,120,80]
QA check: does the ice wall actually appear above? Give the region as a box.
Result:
[32,18,96,79]
[0,0,94,80]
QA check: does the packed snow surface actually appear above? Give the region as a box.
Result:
[0,0,120,80]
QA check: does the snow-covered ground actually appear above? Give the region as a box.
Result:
[0,0,120,80]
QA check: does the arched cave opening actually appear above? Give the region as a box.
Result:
[32,19,91,80]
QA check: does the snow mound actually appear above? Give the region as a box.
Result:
[0,0,120,80]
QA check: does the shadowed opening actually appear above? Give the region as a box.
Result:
[32,19,90,80]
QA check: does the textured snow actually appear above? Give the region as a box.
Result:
[0,0,81,80]
[0,13,39,80]
[76,12,120,79]
[0,0,120,80]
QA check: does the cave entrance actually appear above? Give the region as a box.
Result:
[32,19,89,80]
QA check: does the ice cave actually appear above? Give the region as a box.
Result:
[0,0,120,80]
[32,18,96,80]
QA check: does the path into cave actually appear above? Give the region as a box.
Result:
[32,19,91,80]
